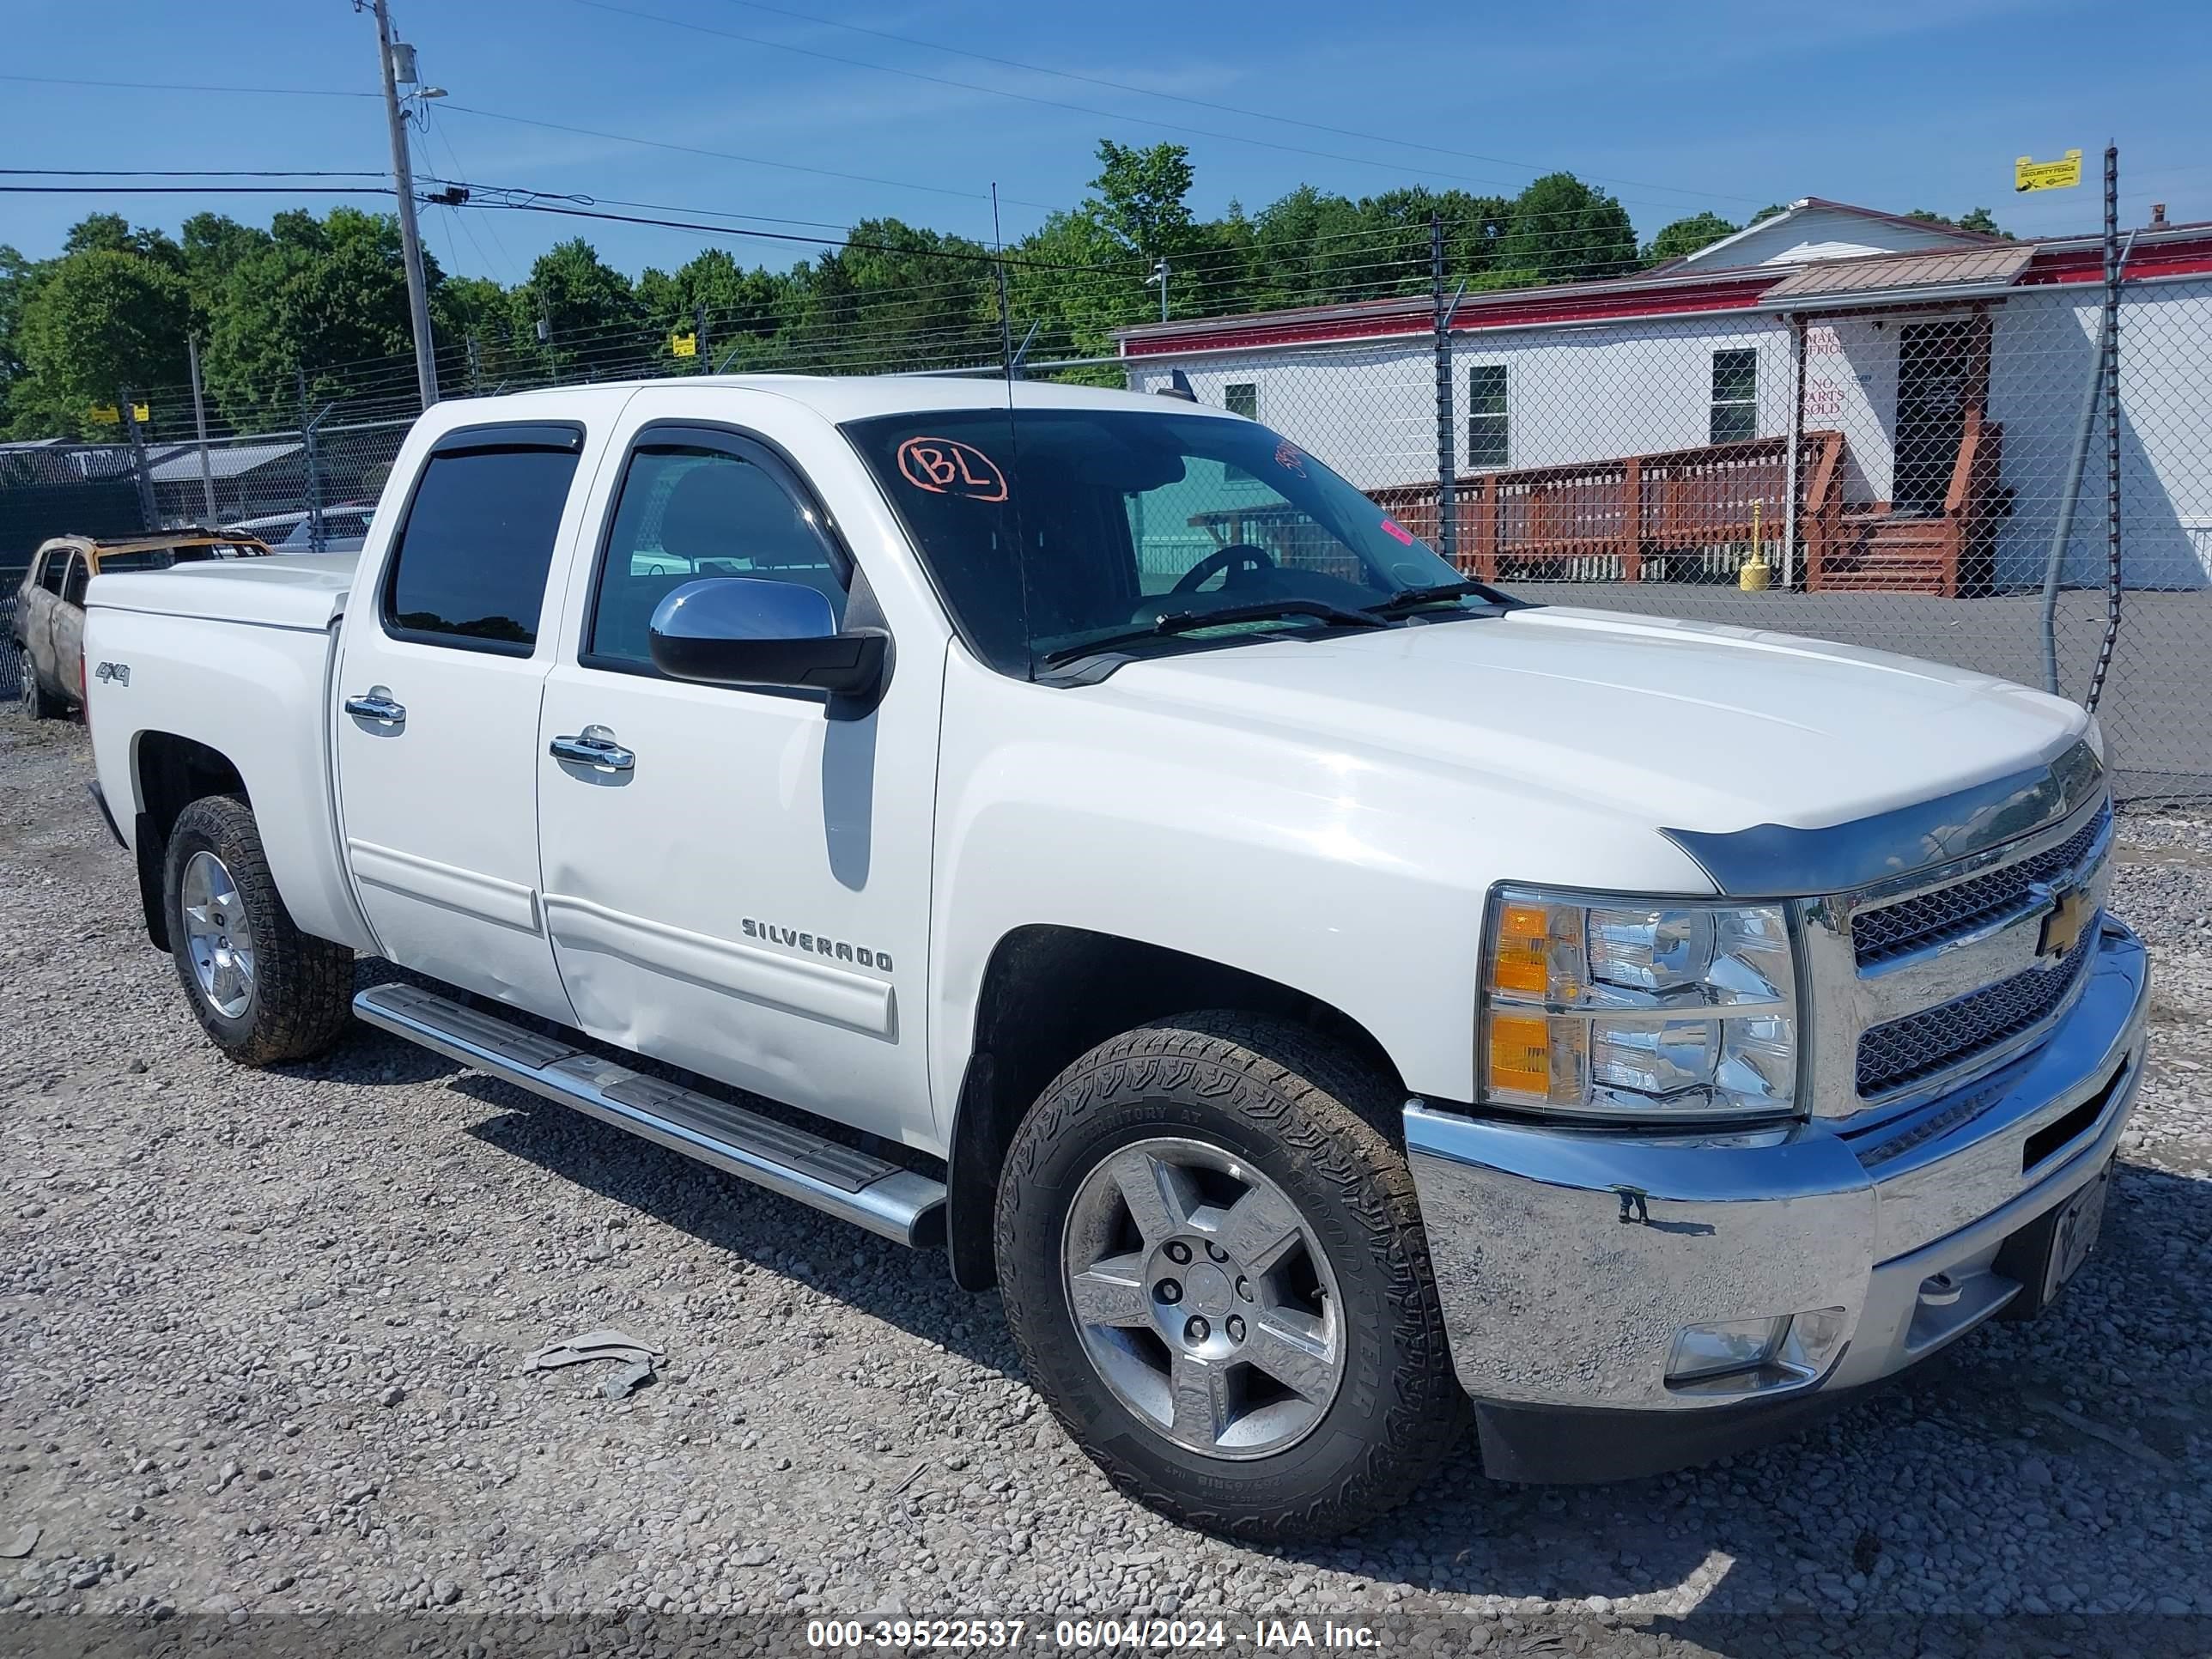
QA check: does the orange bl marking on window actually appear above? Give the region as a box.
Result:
[896,436,1008,502]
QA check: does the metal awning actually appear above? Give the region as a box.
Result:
[1756,245,2035,313]
[145,441,303,483]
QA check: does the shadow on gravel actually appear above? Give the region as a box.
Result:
[441,1070,1022,1381]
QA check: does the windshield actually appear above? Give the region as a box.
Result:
[842,407,1468,673]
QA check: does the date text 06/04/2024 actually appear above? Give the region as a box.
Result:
[802,1619,1381,1649]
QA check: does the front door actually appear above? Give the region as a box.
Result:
[1894,319,1973,515]
[532,408,940,1146]
[333,424,591,1019]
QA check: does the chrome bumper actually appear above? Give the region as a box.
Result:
[1405,917,2148,1475]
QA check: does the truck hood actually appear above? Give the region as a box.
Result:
[88,552,357,632]
[1093,605,2090,835]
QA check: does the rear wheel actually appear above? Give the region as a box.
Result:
[18,650,64,720]
[995,1012,1466,1540]
[162,795,354,1065]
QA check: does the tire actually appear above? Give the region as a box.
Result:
[995,1012,1466,1540]
[18,649,64,720]
[162,795,354,1065]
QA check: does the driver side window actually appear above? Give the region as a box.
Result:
[586,444,848,672]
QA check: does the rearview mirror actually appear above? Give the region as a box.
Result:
[648,577,888,699]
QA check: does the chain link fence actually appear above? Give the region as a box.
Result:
[1125,250,2212,805]
[4,214,2208,810]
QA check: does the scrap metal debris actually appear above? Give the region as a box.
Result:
[597,1359,657,1401]
[525,1328,665,1373]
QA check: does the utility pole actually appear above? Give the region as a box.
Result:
[1148,256,1170,324]
[187,335,217,523]
[119,390,159,530]
[371,0,439,408]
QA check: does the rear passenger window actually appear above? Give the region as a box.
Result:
[586,445,847,672]
[38,552,67,594]
[62,555,88,606]
[383,445,581,653]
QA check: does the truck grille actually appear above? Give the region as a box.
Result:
[1852,803,2112,969]
[1856,929,2096,1097]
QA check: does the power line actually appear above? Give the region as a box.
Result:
[704,0,1759,207]
[1,167,388,179]
[0,185,395,196]
[567,0,1747,217]
[438,104,1060,213]
[464,195,1127,271]
[0,71,375,99]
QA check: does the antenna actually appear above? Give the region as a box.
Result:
[991,183,1035,682]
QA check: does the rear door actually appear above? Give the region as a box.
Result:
[17,549,61,688]
[332,422,592,1019]
[54,551,89,696]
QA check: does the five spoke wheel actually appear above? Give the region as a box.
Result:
[179,849,256,1018]
[1061,1136,1344,1459]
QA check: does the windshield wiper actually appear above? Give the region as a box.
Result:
[1363,580,1505,617]
[1039,598,1385,667]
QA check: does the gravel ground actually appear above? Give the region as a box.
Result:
[3,714,2210,1655]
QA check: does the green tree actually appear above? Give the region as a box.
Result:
[11,247,191,437]
[512,237,645,380]
[1086,139,1199,264]
[179,211,272,309]
[1643,211,1741,265]
[204,207,437,426]
[1908,206,2010,239]
[1496,173,1638,284]
[0,245,44,415]
[63,212,184,270]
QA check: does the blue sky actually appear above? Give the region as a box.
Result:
[5,0,2209,282]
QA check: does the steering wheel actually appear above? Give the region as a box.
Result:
[1170,543,1276,595]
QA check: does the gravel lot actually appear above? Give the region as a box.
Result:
[3,714,2210,1655]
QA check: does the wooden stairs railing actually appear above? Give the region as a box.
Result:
[1803,407,2004,597]
[1369,431,1845,585]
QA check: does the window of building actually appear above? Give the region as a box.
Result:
[1223,384,1261,481]
[382,443,581,653]
[1467,365,1509,468]
[1710,349,1759,444]
[586,444,848,672]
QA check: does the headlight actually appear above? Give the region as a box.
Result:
[1480,886,1798,1121]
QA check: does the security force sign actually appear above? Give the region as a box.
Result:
[2015,149,2082,192]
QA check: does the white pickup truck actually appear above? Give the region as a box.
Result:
[82,376,2147,1540]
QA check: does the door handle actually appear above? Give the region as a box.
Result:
[549,726,635,772]
[344,689,406,724]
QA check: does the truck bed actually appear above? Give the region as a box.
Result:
[88,552,357,630]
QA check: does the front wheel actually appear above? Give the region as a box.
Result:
[162,795,354,1065]
[994,1013,1466,1540]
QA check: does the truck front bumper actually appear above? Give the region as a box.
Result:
[1404,916,2149,1484]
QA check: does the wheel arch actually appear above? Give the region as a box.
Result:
[943,923,1405,1291]
[130,730,248,951]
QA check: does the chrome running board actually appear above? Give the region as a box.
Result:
[353,981,945,1247]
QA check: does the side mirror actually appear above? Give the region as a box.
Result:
[647,576,888,699]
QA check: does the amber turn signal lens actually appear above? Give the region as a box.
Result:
[1492,902,1552,995]
[1486,1013,1552,1097]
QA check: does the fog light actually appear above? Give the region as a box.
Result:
[1667,1307,1850,1390]
[1668,1316,1787,1383]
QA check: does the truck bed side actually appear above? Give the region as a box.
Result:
[85,557,379,954]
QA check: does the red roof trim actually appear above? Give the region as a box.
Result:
[1117,232,2212,356]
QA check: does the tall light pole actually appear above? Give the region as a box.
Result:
[371,0,439,408]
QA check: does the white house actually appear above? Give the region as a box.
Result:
[1116,200,2212,593]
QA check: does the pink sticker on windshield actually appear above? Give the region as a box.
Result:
[1274,440,1306,476]
[1380,518,1415,545]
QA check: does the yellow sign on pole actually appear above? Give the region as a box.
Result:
[2014,149,2083,192]
[90,404,119,423]
[672,332,698,358]
[132,402,150,423]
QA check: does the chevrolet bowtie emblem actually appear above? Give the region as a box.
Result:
[2033,880,2094,963]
